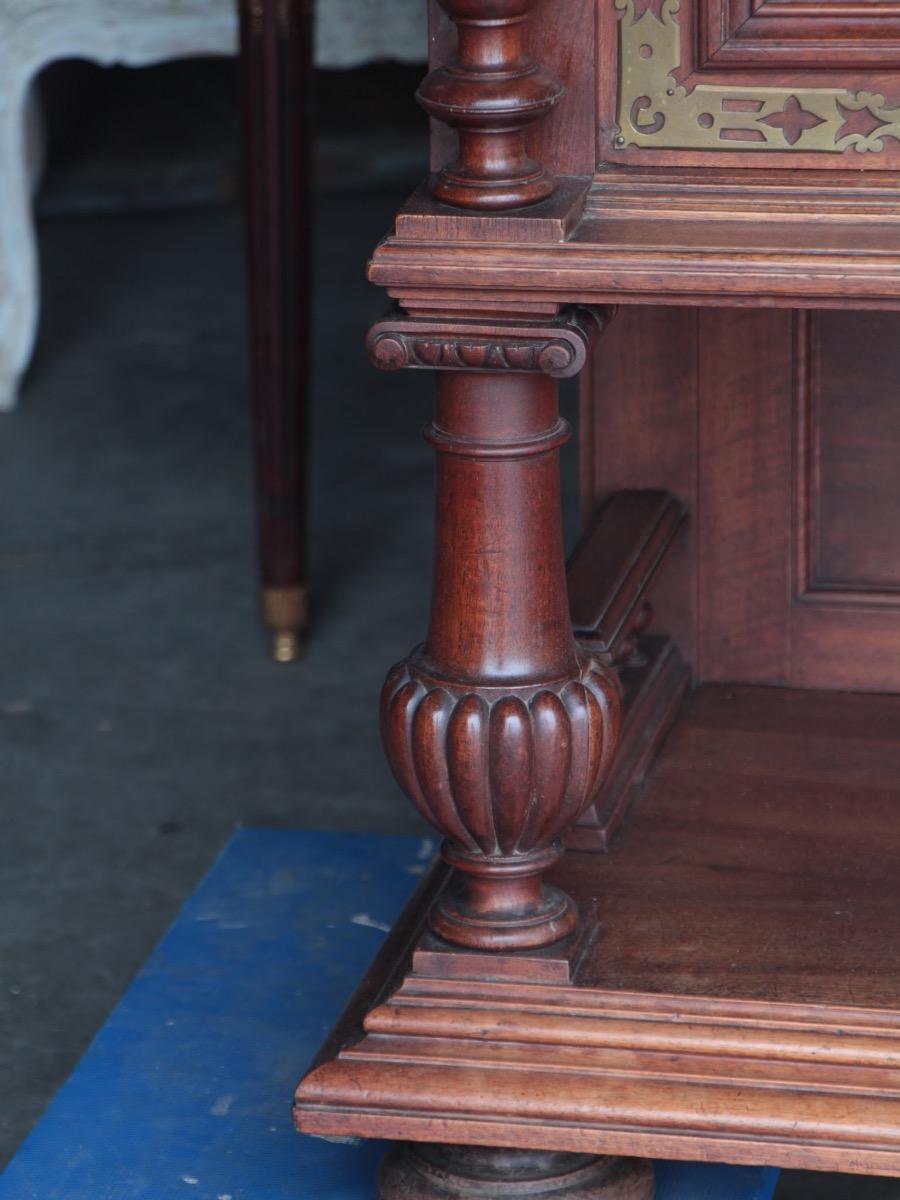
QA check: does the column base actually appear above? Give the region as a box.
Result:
[378,1144,655,1199]
[431,877,578,952]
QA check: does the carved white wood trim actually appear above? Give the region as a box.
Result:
[0,1,237,411]
[0,0,428,412]
[316,0,426,68]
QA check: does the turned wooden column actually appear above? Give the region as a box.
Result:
[239,0,312,661]
[370,310,621,951]
[417,0,563,210]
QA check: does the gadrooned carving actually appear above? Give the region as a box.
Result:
[381,647,622,864]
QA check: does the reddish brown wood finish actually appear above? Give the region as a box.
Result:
[567,636,689,851]
[568,491,685,666]
[578,307,699,669]
[565,491,690,850]
[372,312,623,951]
[701,0,900,68]
[296,0,900,1191]
[295,685,900,1178]
[239,0,312,660]
[417,0,564,209]
[582,306,900,694]
[426,0,597,181]
[370,168,900,314]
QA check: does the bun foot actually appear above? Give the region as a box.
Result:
[378,1144,655,1199]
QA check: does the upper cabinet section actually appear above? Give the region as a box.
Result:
[600,0,900,167]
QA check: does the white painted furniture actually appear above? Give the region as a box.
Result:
[0,1,237,410]
[0,0,426,412]
[316,0,426,67]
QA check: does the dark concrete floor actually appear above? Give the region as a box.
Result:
[0,59,895,1200]
[2,61,436,1164]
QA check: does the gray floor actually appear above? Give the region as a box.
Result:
[2,88,434,1160]
[0,61,895,1200]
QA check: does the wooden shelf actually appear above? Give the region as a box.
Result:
[295,684,900,1177]
[369,171,900,313]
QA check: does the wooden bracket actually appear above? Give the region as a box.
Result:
[568,490,686,663]
[567,491,691,851]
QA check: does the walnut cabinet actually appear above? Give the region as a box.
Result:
[292,2,900,1196]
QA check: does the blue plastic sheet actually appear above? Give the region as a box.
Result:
[0,828,780,1200]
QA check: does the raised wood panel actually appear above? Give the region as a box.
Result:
[697,309,793,684]
[789,309,900,690]
[702,0,900,67]
[583,307,900,693]
[800,309,900,596]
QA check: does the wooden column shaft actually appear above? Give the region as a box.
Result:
[427,372,574,684]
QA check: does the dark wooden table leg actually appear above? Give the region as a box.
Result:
[238,0,313,662]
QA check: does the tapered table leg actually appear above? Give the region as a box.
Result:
[238,0,312,661]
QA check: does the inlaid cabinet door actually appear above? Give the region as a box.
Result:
[598,0,900,169]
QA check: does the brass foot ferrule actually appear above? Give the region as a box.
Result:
[260,584,308,663]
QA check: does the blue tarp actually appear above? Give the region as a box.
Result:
[0,828,780,1200]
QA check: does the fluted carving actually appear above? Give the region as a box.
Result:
[417,0,563,210]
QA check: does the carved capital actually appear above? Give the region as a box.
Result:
[381,646,622,949]
[367,308,610,379]
[418,0,563,209]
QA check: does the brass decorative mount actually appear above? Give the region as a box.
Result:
[615,0,900,154]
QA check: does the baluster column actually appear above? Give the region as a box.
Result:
[370,309,621,950]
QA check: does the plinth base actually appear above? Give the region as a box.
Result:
[295,685,900,1179]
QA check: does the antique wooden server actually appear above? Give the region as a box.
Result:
[294,0,900,1195]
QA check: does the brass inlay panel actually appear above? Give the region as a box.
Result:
[615,0,900,153]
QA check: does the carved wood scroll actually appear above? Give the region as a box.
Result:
[367,310,596,378]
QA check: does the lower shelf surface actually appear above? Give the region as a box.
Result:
[295,685,900,1178]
